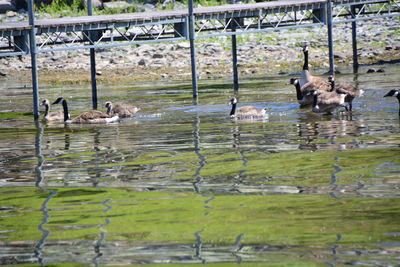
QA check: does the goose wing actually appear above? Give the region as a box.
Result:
[301,80,330,95]
[236,105,265,116]
[46,111,64,121]
[335,82,361,97]
[112,104,140,117]
[317,92,345,105]
[71,110,112,123]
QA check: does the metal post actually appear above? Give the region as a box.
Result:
[326,0,335,74]
[28,0,39,120]
[88,0,98,109]
[188,0,198,98]
[231,0,239,92]
[351,5,359,73]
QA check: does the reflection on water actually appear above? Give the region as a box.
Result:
[0,64,400,266]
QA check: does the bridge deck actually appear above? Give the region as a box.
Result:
[0,0,332,31]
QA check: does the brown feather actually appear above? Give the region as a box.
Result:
[71,110,113,123]
[236,106,266,117]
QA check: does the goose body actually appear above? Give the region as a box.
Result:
[311,90,348,114]
[40,99,66,122]
[290,78,329,106]
[300,45,329,89]
[328,75,363,111]
[52,97,119,124]
[383,89,400,116]
[105,101,140,118]
[229,97,267,118]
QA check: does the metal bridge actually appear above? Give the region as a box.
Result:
[1,0,399,119]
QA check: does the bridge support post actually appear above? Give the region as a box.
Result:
[351,5,359,73]
[230,1,239,92]
[188,0,198,98]
[88,0,98,110]
[326,0,335,75]
[231,27,239,92]
[28,0,39,120]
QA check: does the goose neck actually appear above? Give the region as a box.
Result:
[303,50,309,70]
[43,104,49,118]
[294,83,303,101]
[61,99,70,122]
[312,93,318,108]
[230,102,236,116]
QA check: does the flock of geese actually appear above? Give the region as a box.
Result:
[41,97,140,124]
[230,45,400,118]
[41,45,400,123]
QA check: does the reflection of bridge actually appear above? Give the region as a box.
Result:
[1,0,399,118]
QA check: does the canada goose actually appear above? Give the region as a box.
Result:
[104,101,140,118]
[52,97,119,124]
[300,45,330,89]
[383,89,400,115]
[289,78,329,106]
[229,97,267,118]
[328,75,363,111]
[310,90,348,114]
[40,99,66,122]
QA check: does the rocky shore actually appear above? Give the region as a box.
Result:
[0,15,399,84]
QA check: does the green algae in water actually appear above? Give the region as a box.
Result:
[1,187,399,248]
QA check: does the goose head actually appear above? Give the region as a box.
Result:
[384,89,400,98]
[104,101,113,114]
[302,45,308,53]
[289,78,299,85]
[40,99,50,107]
[229,97,237,106]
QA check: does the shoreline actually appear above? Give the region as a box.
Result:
[1,17,399,84]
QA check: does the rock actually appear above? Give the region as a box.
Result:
[161,73,168,78]
[136,3,156,12]
[96,71,102,76]
[334,52,346,59]
[176,43,190,49]
[0,70,7,76]
[0,1,14,13]
[367,68,376,73]
[377,68,385,73]
[385,46,393,51]
[109,58,119,64]
[5,10,17,16]
[103,1,128,10]
[138,58,146,66]
[152,53,163,59]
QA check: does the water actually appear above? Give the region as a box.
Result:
[0,64,400,266]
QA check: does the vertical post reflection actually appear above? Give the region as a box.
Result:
[194,229,205,263]
[231,125,248,188]
[33,121,58,266]
[92,199,112,267]
[192,114,207,194]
